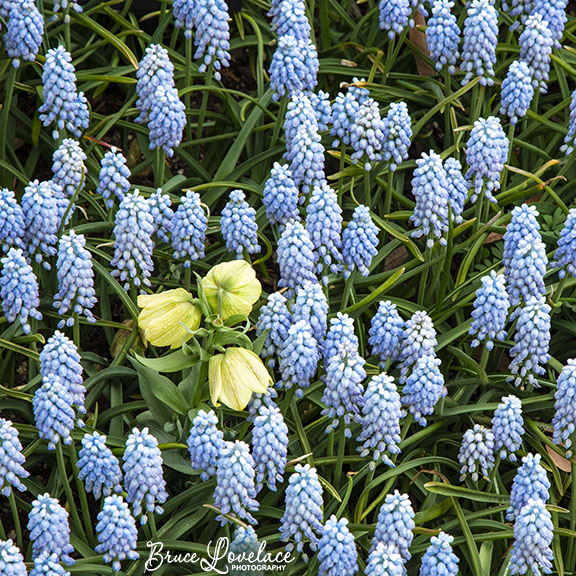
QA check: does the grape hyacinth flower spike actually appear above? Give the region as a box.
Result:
[553,359,576,456]
[171,190,208,265]
[255,291,292,365]
[0,419,29,496]
[533,0,568,47]
[187,409,225,481]
[0,188,24,253]
[469,271,509,350]
[366,542,406,576]
[503,204,541,272]
[77,431,123,499]
[357,373,404,468]
[272,0,311,40]
[30,552,71,576]
[371,490,415,559]
[519,14,554,94]
[262,163,299,227]
[148,84,186,157]
[252,404,289,492]
[38,46,89,139]
[492,395,524,462]
[54,231,97,328]
[277,220,318,291]
[458,424,495,482]
[369,300,405,365]
[52,0,83,19]
[96,147,131,209]
[500,60,535,126]
[324,312,360,362]
[317,516,359,576]
[466,116,509,204]
[52,138,87,199]
[398,310,437,382]
[280,464,324,558]
[444,158,469,224]
[39,330,86,417]
[0,248,42,334]
[507,453,550,521]
[410,151,450,247]
[562,90,576,155]
[123,427,168,523]
[292,280,328,344]
[149,189,174,244]
[460,0,498,86]
[110,190,155,290]
[0,540,27,576]
[381,101,413,172]
[378,0,422,39]
[95,495,139,572]
[553,208,576,278]
[427,0,460,74]
[349,97,385,170]
[4,0,44,68]
[213,441,259,525]
[342,205,379,277]
[221,190,261,259]
[420,532,459,576]
[28,494,75,564]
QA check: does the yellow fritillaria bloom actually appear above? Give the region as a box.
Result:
[137,288,201,349]
[209,347,271,411]
[202,260,262,320]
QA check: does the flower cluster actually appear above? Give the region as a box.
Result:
[96,147,131,209]
[342,205,379,277]
[172,190,208,265]
[458,424,495,482]
[492,395,524,461]
[187,409,226,480]
[263,163,299,227]
[0,419,29,497]
[500,60,535,125]
[553,359,576,456]
[256,292,292,364]
[372,490,415,559]
[317,516,358,576]
[221,190,261,258]
[427,0,460,73]
[0,188,24,253]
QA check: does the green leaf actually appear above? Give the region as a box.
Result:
[133,349,200,373]
[424,482,508,503]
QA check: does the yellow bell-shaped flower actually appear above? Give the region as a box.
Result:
[202,260,261,320]
[137,288,201,349]
[209,347,271,411]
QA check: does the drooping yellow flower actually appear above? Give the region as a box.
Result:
[137,288,201,349]
[202,260,261,320]
[209,347,271,411]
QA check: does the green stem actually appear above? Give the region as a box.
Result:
[418,246,432,306]
[364,169,371,206]
[154,148,165,189]
[184,266,192,293]
[479,344,490,373]
[8,492,22,550]
[148,511,158,540]
[56,442,87,542]
[0,515,5,540]
[338,142,346,205]
[334,425,347,488]
[341,272,355,310]
[197,64,213,141]
[68,442,95,545]
[0,66,17,184]
[552,276,567,306]
[73,313,81,350]
[472,84,485,122]
[384,170,393,217]
[569,460,576,566]
[185,36,193,142]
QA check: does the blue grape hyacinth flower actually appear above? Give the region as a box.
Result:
[213,440,259,525]
[509,498,554,576]
[171,190,208,266]
[279,320,320,397]
[0,188,24,253]
[507,453,550,521]
[33,375,76,450]
[52,138,86,199]
[111,190,155,290]
[562,89,576,155]
[172,0,196,38]
[401,355,446,427]
[54,231,97,328]
[381,101,413,172]
[4,0,44,68]
[349,97,385,170]
[410,151,450,247]
[95,495,140,572]
[553,208,576,278]
[135,44,175,124]
[445,157,469,224]
[519,14,554,94]
[458,424,495,482]
[369,300,405,365]
[96,147,131,209]
[280,464,324,558]
[0,539,27,576]
[342,205,379,277]
[366,542,406,576]
[503,204,541,272]
[277,220,318,291]
[269,35,318,100]
[0,418,29,497]
[30,551,71,576]
[39,330,86,417]
[508,296,551,388]
[77,431,123,500]
[324,312,359,363]
[192,0,231,80]
[0,248,42,334]
[317,516,358,576]
[286,118,325,194]
[553,359,576,456]
[500,60,535,125]
[148,84,186,157]
[371,490,415,559]
[357,373,404,468]
[466,116,509,204]
[123,427,168,523]
[322,341,366,437]
[502,0,534,27]
[427,0,460,74]
[39,46,89,139]
[398,310,437,383]
[272,0,311,40]
[149,189,174,244]
[292,280,328,344]
[378,0,422,39]
[187,409,225,481]
[492,395,524,461]
[469,271,509,350]
[262,163,299,227]
[460,0,498,86]
[420,532,459,576]
[221,190,261,259]
[52,0,83,18]
[305,182,343,277]
[331,81,369,148]
[252,404,289,492]
[533,0,568,47]
[28,493,75,564]
[256,291,292,365]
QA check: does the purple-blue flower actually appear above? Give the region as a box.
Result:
[366,543,406,576]
[492,395,524,461]
[381,101,413,171]
[427,0,460,74]
[324,312,359,363]
[552,359,576,457]
[519,14,554,94]
[292,280,328,344]
[317,516,358,576]
[507,453,550,521]
[420,532,459,576]
[371,490,415,559]
[148,85,186,157]
[96,147,131,209]
[342,205,379,277]
[171,190,208,266]
[553,208,576,278]
[149,189,174,244]
[187,409,225,481]
[458,424,495,482]
[192,0,230,80]
[0,188,24,253]
[256,291,292,365]
[0,418,29,497]
[277,220,318,291]
[445,158,469,224]
[4,0,44,68]
[500,60,535,125]
[0,540,27,576]
[221,190,261,258]
[369,300,404,364]
[262,163,299,227]
[399,310,437,382]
